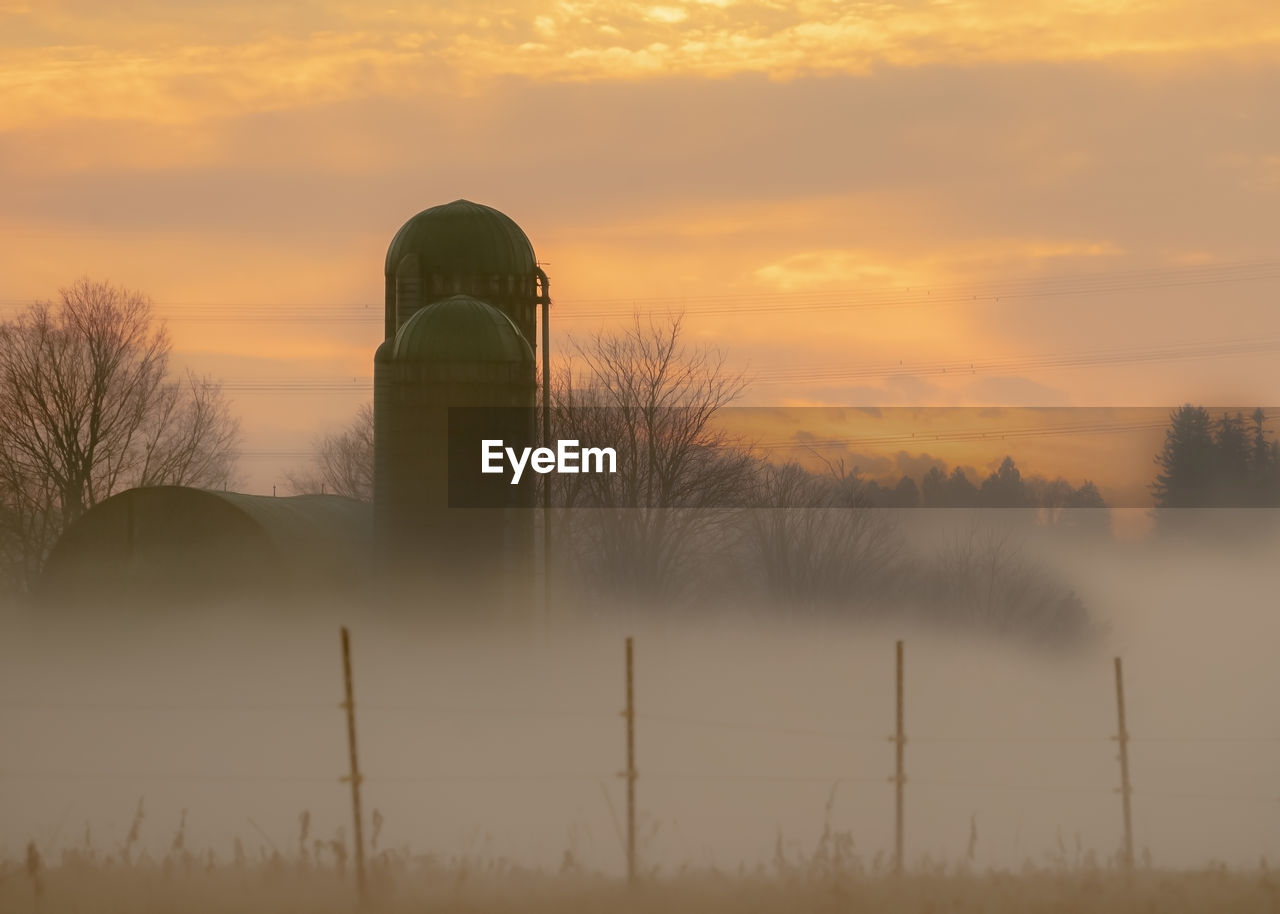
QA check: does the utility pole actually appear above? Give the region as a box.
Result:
[622,636,637,885]
[1113,656,1134,872]
[892,639,906,875]
[339,627,367,903]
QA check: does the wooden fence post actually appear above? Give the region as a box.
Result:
[1113,656,1134,872]
[892,639,906,875]
[623,635,637,885]
[339,627,367,903]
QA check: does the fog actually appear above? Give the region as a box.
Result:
[4,514,1279,875]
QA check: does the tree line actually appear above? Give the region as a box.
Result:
[1152,405,1280,509]
[6,278,1263,632]
[833,456,1106,512]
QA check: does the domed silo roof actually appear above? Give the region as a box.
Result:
[389,294,534,365]
[385,199,537,280]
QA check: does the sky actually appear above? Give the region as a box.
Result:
[1,0,1278,502]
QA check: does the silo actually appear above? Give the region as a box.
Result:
[374,294,536,607]
[383,200,549,352]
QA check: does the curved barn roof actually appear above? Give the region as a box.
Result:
[39,486,373,607]
[210,490,371,559]
[384,199,537,279]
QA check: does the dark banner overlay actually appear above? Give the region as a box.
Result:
[446,406,1280,509]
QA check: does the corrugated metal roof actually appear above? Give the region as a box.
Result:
[204,490,372,569]
[385,199,537,279]
[389,295,534,364]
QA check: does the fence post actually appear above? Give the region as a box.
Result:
[1113,656,1134,872]
[892,639,906,875]
[622,635,637,885]
[339,626,368,903]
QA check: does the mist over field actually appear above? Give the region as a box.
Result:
[4,511,1278,880]
[4,1,1278,910]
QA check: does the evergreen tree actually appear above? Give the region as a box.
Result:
[1250,408,1277,506]
[921,466,947,506]
[1251,408,1270,479]
[889,475,920,507]
[857,478,890,507]
[946,468,980,507]
[979,456,1027,507]
[1068,480,1106,509]
[1059,479,1110,536]
[1212,411,1251,506]
[1151,405,1216,508]
[1270,441,1280,504]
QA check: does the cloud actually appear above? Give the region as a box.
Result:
[2,0,1279,130]
[1,44,1277,496]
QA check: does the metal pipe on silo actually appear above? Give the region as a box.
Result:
[372,338,394,563]
[537,267,552,628]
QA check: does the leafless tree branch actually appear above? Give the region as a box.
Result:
[0,278,240,595]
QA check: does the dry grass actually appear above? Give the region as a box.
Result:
[5,829,1280,914]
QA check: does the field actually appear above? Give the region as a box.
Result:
[5,840,1280,914]
[5,527,1280,911]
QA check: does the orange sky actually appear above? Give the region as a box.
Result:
[1,0,1278,507]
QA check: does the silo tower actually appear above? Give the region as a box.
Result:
[376,200,547,610]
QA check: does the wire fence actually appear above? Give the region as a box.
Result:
[3,695,1277,801]
[6,629,1280,900]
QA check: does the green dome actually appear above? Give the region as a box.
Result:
[390,295,533,364]
[385,200,537,279]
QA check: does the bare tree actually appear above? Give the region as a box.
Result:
[284,403,374,500]
[743,461,902,611]
[0,447,61,596]
[0,278,239,593]
[914,525,1093,643]
[549,313,756,602]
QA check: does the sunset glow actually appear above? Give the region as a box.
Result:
[2,0,1277,497]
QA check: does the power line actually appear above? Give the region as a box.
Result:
[561,261,1280,320]
[637,712,881,740]
[5,702,1277,747]
[0,700,614,717]
[3,769,1274,803]
[911,778,1280,803]
[0,770,337,783]
[911,777,1115,794]
[210,411,1278,463]
[749,333,1280,385]
[2,257,1277,323]
[550,258,1280,308]
[0,701,333,712]
[151,331,1280,400]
